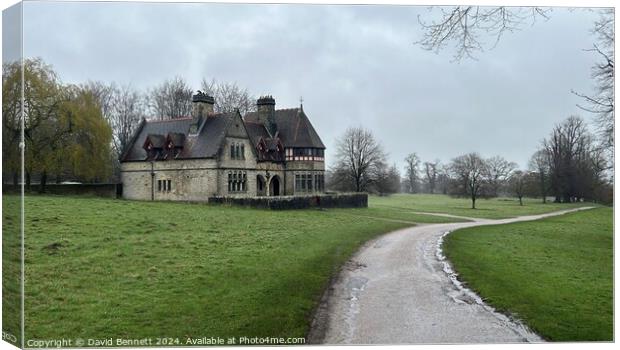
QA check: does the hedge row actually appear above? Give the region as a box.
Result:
[208,193,368,210]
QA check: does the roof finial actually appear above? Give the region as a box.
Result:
[300,96,304,110]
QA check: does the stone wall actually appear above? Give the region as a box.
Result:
[120,159,220,201]
[208,192,368,210]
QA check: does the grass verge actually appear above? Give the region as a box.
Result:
[443,207,613,341]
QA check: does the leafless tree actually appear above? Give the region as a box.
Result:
[82,81,115,123]
[201,78,256,115]
[528,149,550,203]
[508,170,529,206]
[111,85,145,157]
[423,160,440,194]
[449,152,488,209]
[148,76,193,120]
[543,115,605,202]
[374,163,402,195]
[572,9,614,157]
[485,155,517,197]
[333,127,387,193]
[83,82,145,159]
[418,7,614,166]
[404,153,421,193]
[436,164,451,195]
[417,6,550,61]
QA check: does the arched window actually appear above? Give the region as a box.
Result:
[230,144,235,159]
[240,144,245,159]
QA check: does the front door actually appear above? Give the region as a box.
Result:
[269,176,280,196]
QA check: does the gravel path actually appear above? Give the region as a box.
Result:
[309,207,593,344]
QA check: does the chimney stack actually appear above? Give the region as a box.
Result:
[257,95,277,137]
[190,91,215,133]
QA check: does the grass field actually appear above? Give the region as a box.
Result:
[370,193,592,219]
[443,208,613,341]
[3,194,465,343]
[1,193,610,344]
[2,193,21,346]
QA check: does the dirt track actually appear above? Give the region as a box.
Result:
[308,207,593,344]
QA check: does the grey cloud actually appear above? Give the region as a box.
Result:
[17,1,602,170]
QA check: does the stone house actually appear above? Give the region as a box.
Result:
[120,92,326,201]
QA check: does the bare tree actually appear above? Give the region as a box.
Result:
[509,170,529,206]
[333,127,387,192]
[404,153,421,193]
[83,82,145,159]
[418,7,614,166]
[423,160,439,194]
[417,6,550,61]
[201,78,256,115]
[449,152,488,209]
[374,163,402,195]
[148,76,193,120]
[485,155,517,197]
[572,9,614,157]
[543,115,603,202]
[436,164,451,195]
[82,81,115,123]
[528,149,550,203]
[111,85,144,156]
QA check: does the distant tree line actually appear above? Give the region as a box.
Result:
[2,57,256,191]
[328,115,612,207]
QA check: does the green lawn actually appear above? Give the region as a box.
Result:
[4,194,465,343]
[370,193,593,219]
[443,208,613,341]
[1,194,609,344]
[2,193,21,347]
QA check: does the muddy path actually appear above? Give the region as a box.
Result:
[308,207,593,344]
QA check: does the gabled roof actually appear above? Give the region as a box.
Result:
[245,121,270,145]
[122,113,237,162]
[167,132,186,147]
[244,108,325,149]
[144,134,166,149]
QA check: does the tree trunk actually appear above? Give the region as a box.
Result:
[471,195,476,209]
[39,170,47,193]
[519,196,523,206]
[540,175,546,203]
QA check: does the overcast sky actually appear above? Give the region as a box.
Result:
[3,1,607,170]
